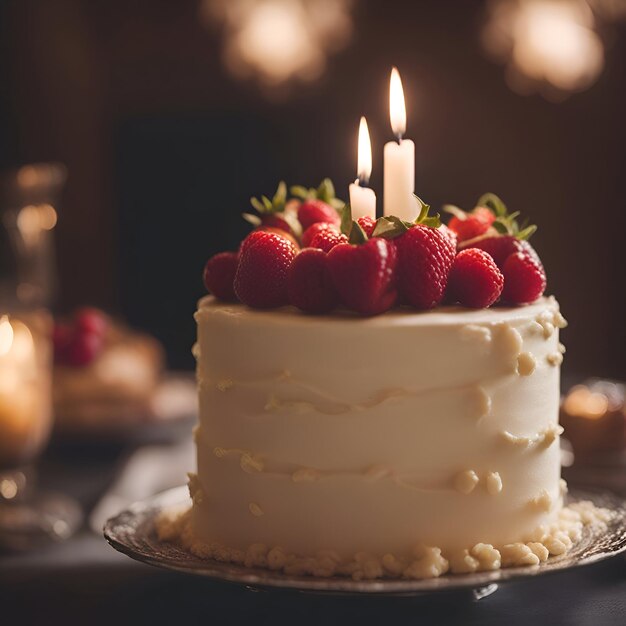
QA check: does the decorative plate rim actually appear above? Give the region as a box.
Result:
[104,486,626,595]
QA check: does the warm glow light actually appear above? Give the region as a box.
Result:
[233,2,321,84]
[0,316,14,357]
[389,67,407,139]
[357,116,372,185]
[201,0,354,90]
[563,386,609,420]
[39,204,58,231]
[482,0,605,97]
[9,321,34,364]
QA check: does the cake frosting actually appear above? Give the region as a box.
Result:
[155,293,611,577]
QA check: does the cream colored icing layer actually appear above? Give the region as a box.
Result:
[157,497,612,579]
[189,296,566,568]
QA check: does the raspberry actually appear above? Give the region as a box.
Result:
[203,252,239,301]
[357,216,376,238]
[234,231,298,308]
[288,249,338,314]
[310,229,348,253]
[502,252,547,304]
[302,222,338,248]
[448,249,504,308]
[395,225,456,309]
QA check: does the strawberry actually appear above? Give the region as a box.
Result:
[257,226,300,249]
[302,222,338,248]
[297,199,340,231]
[327,238,398,316]
[438,224,458,248]
[288,249,338,314]
[448,248,504,308]
[310,229,348,253]
[244,181,302,239]
[502,252,547,304]
[260,213,292,234]
[75,307,108,337]
[63,332,103,367]
[238,230,269,256]
[462,235,521,269]
[203,251,238,301]
[396,225,456,309]
[447,206,495,243]
[464,235,544,271]
[234,231,298,308]
[357,216,376,238]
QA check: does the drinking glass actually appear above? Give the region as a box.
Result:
[0,163,81,550]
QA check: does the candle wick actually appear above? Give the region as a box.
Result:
[358,174,369,187]
[396,133,403,144]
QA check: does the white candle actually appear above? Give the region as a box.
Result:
[0,314,51,467]
[384,67,416,221]
[349,116,376,221]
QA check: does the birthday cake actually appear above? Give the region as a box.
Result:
[156,181,610,579]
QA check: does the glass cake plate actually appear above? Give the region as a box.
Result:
[103,486,626,597]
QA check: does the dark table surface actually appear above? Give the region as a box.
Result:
[1,439,625,626]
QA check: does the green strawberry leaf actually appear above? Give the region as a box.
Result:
[290,178,345,208]
[242,212,262,227]
[250,197,266,213]
[443,204,467,220]
[340,203,353,237]
[477,192,508,217]
[413,194,441,228]
[517,224,537,240]
[348,220,368,245]
[261,195,272,211]
[271,181,287,211]
[250,182,288,215]
[282,211,303,238]
[492,220,509,235]
[421,216,442,228]
[372,195,440,238]
[371,215,410,239]
[317,178,335,204]
[290,185,309,200]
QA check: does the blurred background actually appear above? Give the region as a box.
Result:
[1,2,626,621]
[0,0,624,376]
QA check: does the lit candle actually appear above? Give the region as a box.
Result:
[349,116,376,220]
[384,67,416,220]
[0,313,51,467]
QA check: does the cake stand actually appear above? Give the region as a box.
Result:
[104,486,626,598]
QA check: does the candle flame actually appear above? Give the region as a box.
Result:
[0,316,14,357]
[357,116,372,184]
[389,66,407,139]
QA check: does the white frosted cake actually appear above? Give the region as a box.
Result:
[169,295,590,577]
[157,185,610,579]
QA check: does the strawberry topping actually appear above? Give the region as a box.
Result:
[203,252,239,301]
[234,231,298,308]
[448,248,504,308]
[288,249,338,314]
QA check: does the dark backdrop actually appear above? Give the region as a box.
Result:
[0,0,624,376]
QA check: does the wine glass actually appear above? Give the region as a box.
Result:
[0,163,82,550]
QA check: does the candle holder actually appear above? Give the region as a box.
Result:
[0,163,82,550]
